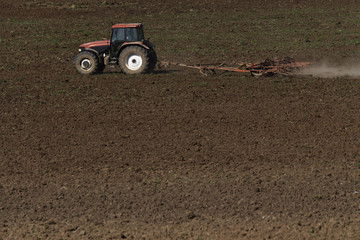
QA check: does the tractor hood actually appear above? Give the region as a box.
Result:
[80,40,110,49]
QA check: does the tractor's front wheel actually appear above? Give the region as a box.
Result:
[119,46,151,74]
[74,51,101,75]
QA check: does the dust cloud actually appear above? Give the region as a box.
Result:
[298,61,360,78]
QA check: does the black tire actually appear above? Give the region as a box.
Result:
[119,46,150,74]
[148,49,157,72]
[74,51,100,75]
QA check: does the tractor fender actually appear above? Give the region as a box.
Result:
[82,48,104,63]
[119,42,150,54]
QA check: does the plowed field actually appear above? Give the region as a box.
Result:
[2,0,360,239]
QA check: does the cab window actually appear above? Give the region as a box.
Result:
[111,28,125,42]
[125,28,138,41]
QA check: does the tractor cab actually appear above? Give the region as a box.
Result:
[110,23,146,59]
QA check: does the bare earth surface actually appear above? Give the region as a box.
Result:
[1,0,360,239]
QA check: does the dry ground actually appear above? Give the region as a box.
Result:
[1,0,360,239]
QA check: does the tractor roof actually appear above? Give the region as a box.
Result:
[112,23,142,28]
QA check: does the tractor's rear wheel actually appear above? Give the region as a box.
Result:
[119,46,151,74]
[148,49,157,72]
[74,51,100,75]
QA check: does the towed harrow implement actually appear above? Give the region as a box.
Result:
[160,57,311,77]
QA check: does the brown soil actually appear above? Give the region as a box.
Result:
[1,1,360,239]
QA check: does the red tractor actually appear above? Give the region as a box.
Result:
[74,23,157,75]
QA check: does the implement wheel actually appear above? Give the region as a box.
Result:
[250,71,264,77]
[250,70,274,77]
